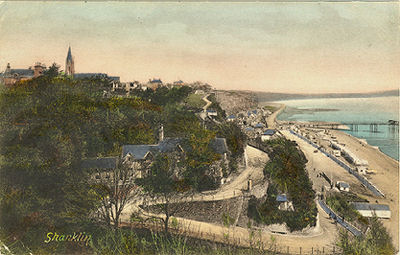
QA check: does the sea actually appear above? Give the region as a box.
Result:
[272,96,399,161]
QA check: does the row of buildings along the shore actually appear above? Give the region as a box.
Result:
[226,107,279,141]
[0,46,212,93]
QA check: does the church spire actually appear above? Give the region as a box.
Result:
[65,46,75,76]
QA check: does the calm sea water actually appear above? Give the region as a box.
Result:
[273,96,399,161]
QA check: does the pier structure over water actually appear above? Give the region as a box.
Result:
[280,120,399,133]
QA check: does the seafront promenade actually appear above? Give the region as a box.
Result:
[268,102,399,250]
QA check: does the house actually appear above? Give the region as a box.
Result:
[122,126,229,179]
[336,181,350,192]
[253,123,265,129]
[1,62,45,87]
[227,114,236,122]
[276,194,294,211]
[207,109,218,117]
[352,203,391,219]
[147,78,163,90]
[123,81,141,92]
[172,80,185,87]
[261,129,276,141]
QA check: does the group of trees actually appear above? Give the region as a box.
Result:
[248,138,317,231]
[338,216,395,255]
[0,64,245,253]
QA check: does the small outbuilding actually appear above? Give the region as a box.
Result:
[207,109,218,117]
[227,114,236,122]
[336,181,350,192]
[352,202,391,219]
[276,193,294,211]
[261,129,276,141]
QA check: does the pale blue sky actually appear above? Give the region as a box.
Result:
[0,2,398,93]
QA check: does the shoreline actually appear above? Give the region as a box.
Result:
[261,101,398,162]
[260,101,399,249]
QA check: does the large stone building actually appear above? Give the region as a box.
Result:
[0,62,45,87]
[65,46,120,83]
[82,126,230,183]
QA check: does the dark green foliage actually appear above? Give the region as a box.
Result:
[248,138,317,231]
[132,86,193,107]
[217,122,246,160]
[207,94,226,120]
[338,217,395,255]
[326,193,368,227]
[0,72,159,252]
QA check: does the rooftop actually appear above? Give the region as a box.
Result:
[276,194,287,202]
[337,181,350,188]
[81,157,117,169]
[352,202,390,211]
[263,129,276,136]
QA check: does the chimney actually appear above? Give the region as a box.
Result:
[34,62,44,78]
[159,125,164,143]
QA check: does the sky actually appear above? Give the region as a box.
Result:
[0,2,398,93]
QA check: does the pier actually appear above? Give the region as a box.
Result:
[282,120,399,133]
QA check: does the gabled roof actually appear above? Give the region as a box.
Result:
[81,157,117,169]
[263,129,275,136]
[207,109,217,113]
[337,181,350,188]
[254,123,264,128]
[209,138,228,154]
[352,202,390,211]
[122,145,156,160]
[227,114,236,119]
[158,138,183,153]
[150,79,162,83]
[122,138,183,160]
[3,69,34,78]
[276,194,287,202]
[245,127,254,131]
[122,137,228,159]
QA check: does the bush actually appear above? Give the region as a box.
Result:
[248,138,317,231]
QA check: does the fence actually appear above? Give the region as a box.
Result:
[125,218,342,255]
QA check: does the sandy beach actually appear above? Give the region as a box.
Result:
[262,101,399,250]
[331,129,399,249]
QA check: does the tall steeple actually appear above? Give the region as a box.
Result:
[65,46,75,76]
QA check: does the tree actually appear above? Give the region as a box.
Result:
[338,216,395,255]
[91,159,142,229]
[136,153,189,234]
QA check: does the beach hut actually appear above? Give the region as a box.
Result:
[352,203,391,219]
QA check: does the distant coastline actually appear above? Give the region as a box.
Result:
[255,89,399,103]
